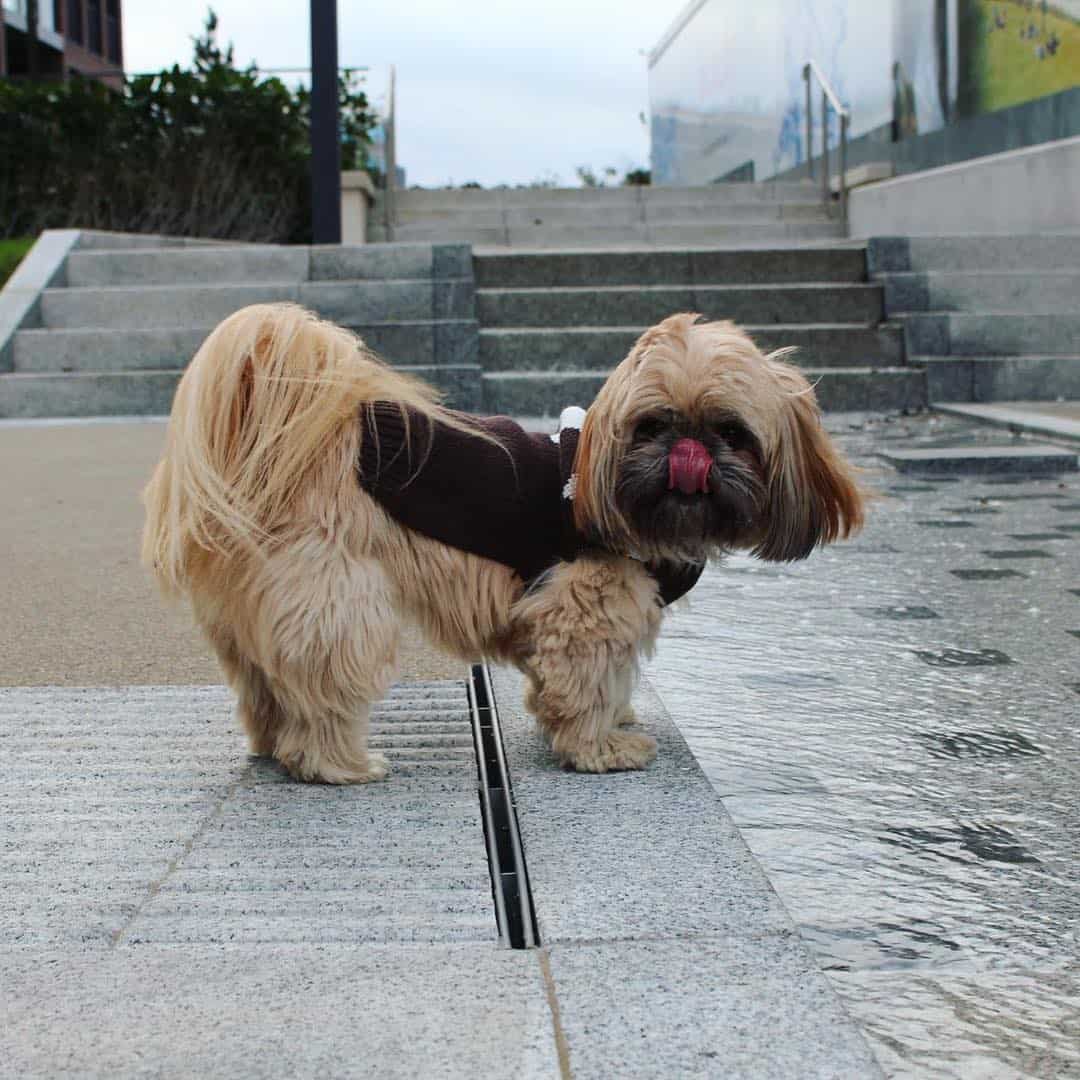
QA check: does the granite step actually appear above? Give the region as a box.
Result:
[373,222,845,247]
[65,246,310,287]
[900,312,1080,357]
[14,319,480,373]
[918,354,1080,403]
[473,247,867,288]
[477,283,882,329]
[390,202,833,228]
[904,235,1080,272]
[482,366,926,417]
[479,323,904,372]
[374,181,823,213]
[0,364,483,419]
[39,279,472,331]
[884,270,1080,316]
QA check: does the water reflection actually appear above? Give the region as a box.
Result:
[648,423,1080,1078]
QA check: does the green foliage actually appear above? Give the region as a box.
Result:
[0,9,377,242]
[0,236,33,286]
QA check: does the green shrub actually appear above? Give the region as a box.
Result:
[0,236,33,286]
[0,10,376,243]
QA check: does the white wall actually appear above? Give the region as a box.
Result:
[849,134,1080,237]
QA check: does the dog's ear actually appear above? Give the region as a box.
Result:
[752,359,864,562]
[571,406,608,536]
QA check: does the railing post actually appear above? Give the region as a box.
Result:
[384,65,396,242]
[821,90,829,205]
[839,111,849,232]
[803,63,813,180]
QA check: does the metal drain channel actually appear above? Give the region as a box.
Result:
[468,662,538,949]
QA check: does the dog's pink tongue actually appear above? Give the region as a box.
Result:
[668,438,712,494]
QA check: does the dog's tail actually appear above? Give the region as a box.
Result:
[141,302,441,597]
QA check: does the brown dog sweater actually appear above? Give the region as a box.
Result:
[356,403,704,605]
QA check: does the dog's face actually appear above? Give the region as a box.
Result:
[573,313,864,564]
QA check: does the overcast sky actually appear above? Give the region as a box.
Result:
[123,1,679,189]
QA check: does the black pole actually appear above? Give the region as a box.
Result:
[310,0,341,244]
[26,0,40,81]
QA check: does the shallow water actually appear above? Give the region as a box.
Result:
[647,416,1080,1078]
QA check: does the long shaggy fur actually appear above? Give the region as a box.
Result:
[143,305,864,783]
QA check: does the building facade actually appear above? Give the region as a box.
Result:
[649,0,1080,185]
[1,0,123,86]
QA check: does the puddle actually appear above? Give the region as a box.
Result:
[883,823,1039,866]
[913,648,1013,668]
[1008,533,1071,541]
[950,568,1025,581]
[856,605,939,621]
[740,672,837,689]
[649,422,1080,1079]
[980,549,1053,559]
[970,493,1066,502]
[913,729,1042,760]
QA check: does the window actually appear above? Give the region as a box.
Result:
[87,0,101,55]
[105,0,118,62]
[66,0,83,44]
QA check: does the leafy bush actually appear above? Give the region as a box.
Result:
[0,11,376,243]
[0,236,33,286]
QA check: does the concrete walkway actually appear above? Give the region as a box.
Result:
[0,416,883,1077]
[4,411,1079,1076]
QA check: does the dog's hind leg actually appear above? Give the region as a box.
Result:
[250,546,401,784]
[196,609,284,758]
[512,555,662,773]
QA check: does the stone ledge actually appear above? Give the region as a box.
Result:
[879,443,1079,475]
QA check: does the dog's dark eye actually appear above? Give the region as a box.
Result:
[712,421,752,451]
[634,416,668,441]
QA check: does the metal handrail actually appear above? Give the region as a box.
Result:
[383,65,397,242]
[802,59,850,232]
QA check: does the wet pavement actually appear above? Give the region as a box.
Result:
[647,411,1080,1079]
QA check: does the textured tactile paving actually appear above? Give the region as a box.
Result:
[0,682,496,946]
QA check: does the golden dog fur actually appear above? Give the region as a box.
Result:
[142,304,863,782]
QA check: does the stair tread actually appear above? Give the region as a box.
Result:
[483,366,919,379]
[480,323,885,334]
[477,283,877,296]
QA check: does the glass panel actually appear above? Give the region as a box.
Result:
[649,0,931,184]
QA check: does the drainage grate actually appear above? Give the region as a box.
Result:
[468,663,538,949]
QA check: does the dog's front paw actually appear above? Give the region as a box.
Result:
[561,730,657,773]
[282,750,391,785]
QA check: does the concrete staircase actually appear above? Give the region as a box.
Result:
[870,236,1080,403]
[473,247,925,415]
[0,233,481,418]
[2,230,927,419]
[371,183,844,248]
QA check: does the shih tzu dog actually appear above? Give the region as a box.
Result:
[143,305,863,782]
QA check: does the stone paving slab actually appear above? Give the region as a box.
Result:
[647,409,1080,1075]
[879,443,1079,475]
[547,937,882,1080]
[1,944,560,1080]
[936,401,1080,445]
[0,418,465,685]
[491,666,882,1076]
[0,684,495,948]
